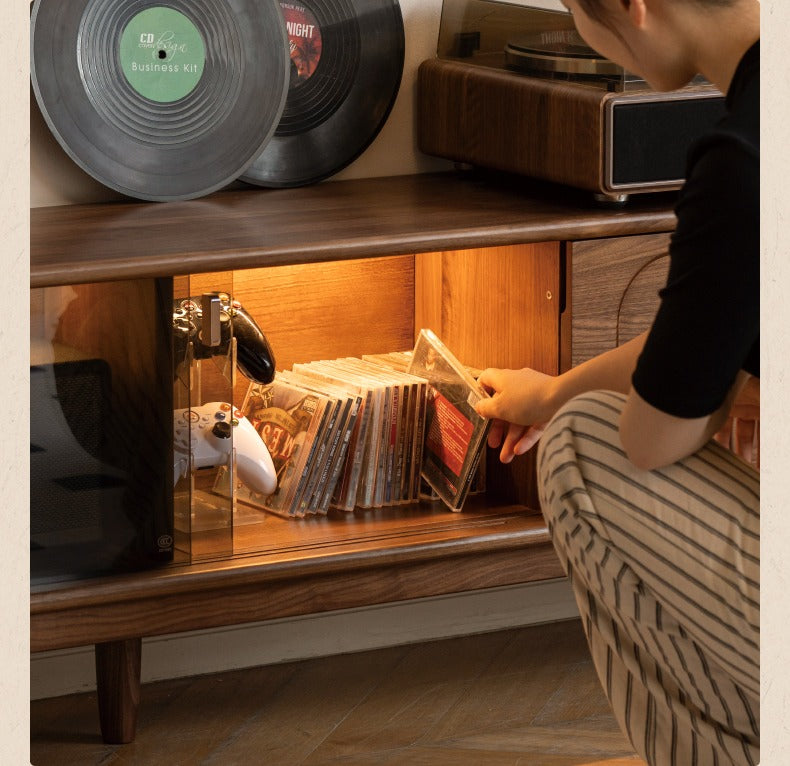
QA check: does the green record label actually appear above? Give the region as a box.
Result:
[119,7,205,102]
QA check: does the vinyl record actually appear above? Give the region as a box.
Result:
[30,0,290,201]
[241,0,404,188]
[505,30,621,78]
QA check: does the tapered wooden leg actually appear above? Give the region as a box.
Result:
[94,638,142,744]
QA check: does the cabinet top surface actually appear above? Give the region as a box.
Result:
[31,171,677,288]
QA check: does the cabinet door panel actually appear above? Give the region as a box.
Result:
[570,233,671,368]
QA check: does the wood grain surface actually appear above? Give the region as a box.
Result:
[31,172,676,288]
[32,621,646,765]
[419,59,608,191]
[569,233,671,366]
[31,502,562,651]
[94,638,141,744]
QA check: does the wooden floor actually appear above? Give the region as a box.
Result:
[31,619,646,766]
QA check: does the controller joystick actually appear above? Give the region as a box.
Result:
[173,402,277,495]
[173,292,276,384]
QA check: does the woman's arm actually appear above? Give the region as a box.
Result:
[476,332,649,462]
[619,371,750,470]
[476,331,752,469]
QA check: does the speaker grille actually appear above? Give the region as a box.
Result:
[610,95,726,187]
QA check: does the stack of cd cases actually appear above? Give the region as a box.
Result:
[236,329,491,516]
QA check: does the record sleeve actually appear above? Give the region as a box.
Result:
[362,351,411,372]
[292,389,342,515]
[317,392,361,512]
[407,329,491,512]
[366,349,485,501]
[334,358,399,507]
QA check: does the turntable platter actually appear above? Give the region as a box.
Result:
[505,30,622,77]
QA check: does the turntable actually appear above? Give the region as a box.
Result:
[418,0,726,201]
[504,28,624,79]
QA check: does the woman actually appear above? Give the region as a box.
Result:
[474,1,759,764]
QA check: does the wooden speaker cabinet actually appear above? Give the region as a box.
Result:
[418,58,725,201]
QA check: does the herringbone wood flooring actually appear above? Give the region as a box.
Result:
[31,619,646,765]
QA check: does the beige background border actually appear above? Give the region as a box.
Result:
[759,1,787,763]
[6,0,787,762]
[2,0,30,763]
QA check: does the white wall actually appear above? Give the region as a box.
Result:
[30,0,565,207]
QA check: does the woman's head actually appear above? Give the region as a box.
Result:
[562,0,749,93]
[572,0,737,22]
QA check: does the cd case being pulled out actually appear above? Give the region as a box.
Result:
[407,329,491,511]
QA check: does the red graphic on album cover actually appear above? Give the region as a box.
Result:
[424,389,473,478]
[280,3,323,83]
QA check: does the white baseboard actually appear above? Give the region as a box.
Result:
[31,578,578,700]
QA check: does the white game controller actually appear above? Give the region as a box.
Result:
[173,402,277,496]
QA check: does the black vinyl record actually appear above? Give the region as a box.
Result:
[241,0,405,188]
[505,30,621,79]
[30,0,290,201]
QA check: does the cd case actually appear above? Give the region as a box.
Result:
[407,329,491,511]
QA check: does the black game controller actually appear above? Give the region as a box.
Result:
[173,293,276,384]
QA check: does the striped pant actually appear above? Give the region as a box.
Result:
[537,391,759,766]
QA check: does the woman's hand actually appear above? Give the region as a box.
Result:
[475,367,557,463]
[474,335,650,464]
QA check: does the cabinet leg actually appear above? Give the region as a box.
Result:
[94,638,142,744]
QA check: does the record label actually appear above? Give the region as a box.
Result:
[282,3,323,85]
[119,8,206,102]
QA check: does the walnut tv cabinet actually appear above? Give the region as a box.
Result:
[31,171,675,743]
